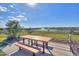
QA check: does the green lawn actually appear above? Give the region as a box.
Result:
[0,31,79,43]
[0,34,7,56]
[31,31,79,42]
[0,34,7,42]
[0,50,6,56]
[72,35,79,42]
[31,31,67,39]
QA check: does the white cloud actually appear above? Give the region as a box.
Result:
[16,15,28,21]
[10,5,14,8]
[0,18,6,28]
[17,15,25,18]
[0,16,3,22]
[8,15,28,21]
[9,17,21,21]
[0,6,8,12]
[27,3,37,7]
[0,16,3,19]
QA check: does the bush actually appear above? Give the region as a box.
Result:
[73,32,79,35]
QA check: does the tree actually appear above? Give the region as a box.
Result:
[70,27,75,34]
[68,27,76,55]
[6,20,21,37]
[28,27,33,34]
[69,27,75,43]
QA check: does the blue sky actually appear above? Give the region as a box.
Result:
[0,3,79,28]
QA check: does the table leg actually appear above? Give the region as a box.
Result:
[31,40,33,46]
[23,38,25,44]
[46,42,48,49]
[19,47,21,50]
[28,40,30,45]
[43,42,45,54]
[36,41,38,47]
[33,53,35,56]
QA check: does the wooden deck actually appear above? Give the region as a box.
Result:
[2,40,73,56]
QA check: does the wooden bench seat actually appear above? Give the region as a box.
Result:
[15,42,40,56]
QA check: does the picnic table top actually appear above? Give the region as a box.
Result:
[20,35,52,42]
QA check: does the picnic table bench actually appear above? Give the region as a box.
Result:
[20,35,52,53]
[15,42,40,56]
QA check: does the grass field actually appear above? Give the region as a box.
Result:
[0,34,7,42]
[31,31,79,42]
[0,34,7,56]
[0,50,6,56]
[0,31,79,42]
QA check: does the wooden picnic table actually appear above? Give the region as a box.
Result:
[20,35,52,53]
